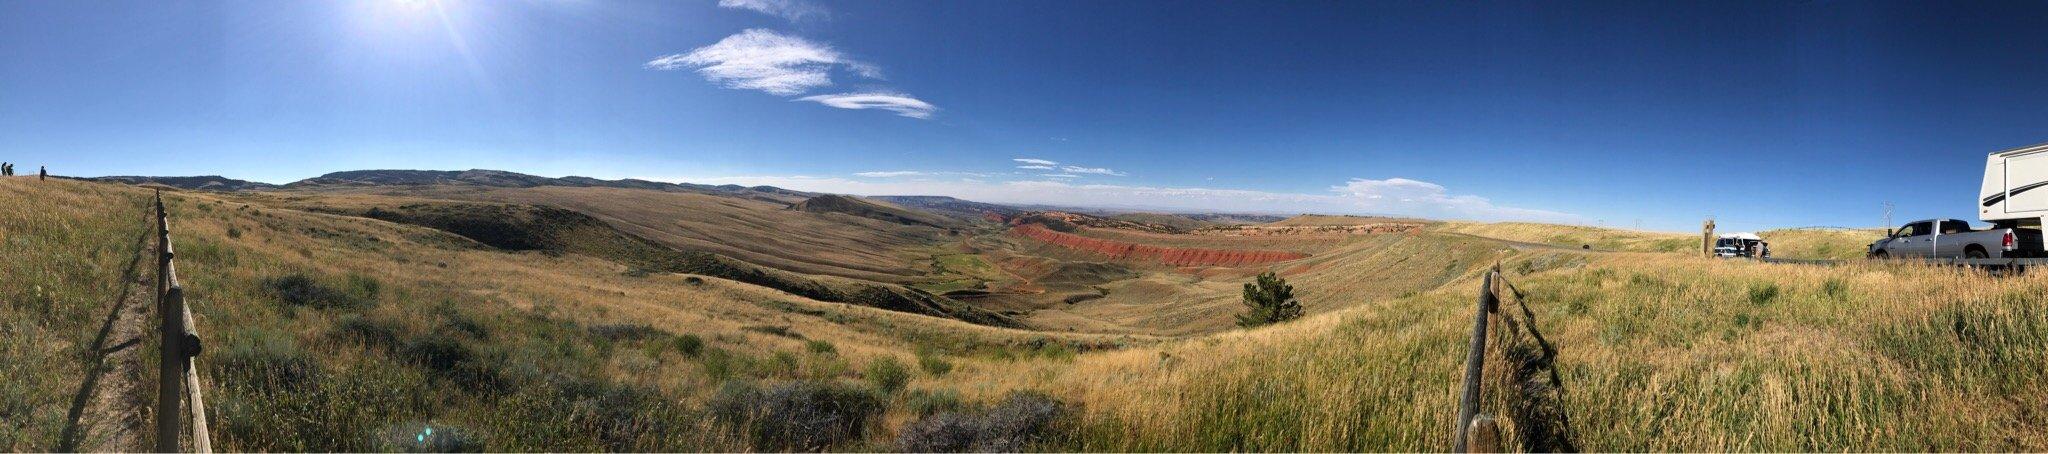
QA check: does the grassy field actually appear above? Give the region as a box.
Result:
[0,178,151,450]
[1761,228,1885,260]
[940,253,2048,451]
[16,179,2048,451]
[1433,221,1697,252]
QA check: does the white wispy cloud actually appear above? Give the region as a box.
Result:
[797,92,938,119]
[1015,165,1055,170]
[854,171,924,177]
[646,175,1577,223]
[1060,166,1126,176]
[646,29,871,96]
[1042,174,1082,179]
[717,0,826,22]
[1013,158,1059,166]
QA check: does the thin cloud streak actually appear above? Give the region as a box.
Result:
[797,92,938,119]
[1060,166,1125,176]
[717,0,827,22]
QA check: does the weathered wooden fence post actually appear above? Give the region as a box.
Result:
[1702,219,1716,258]
[1454,271,1497,452]
[155,193,184,453]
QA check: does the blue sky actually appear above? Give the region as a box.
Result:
[5,0,2048,232]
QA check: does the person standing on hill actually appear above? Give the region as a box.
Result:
[39,166,46,181]
[2,162,11,176]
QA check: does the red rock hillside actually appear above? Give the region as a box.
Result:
[1009,223,1308,266]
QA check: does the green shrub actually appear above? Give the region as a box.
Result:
[702,349,739,381]
[709,380,885,451]
[328,314,401,350]
[1747,282,1780,306]
[1235,272,1303,328]
[896,391,1065,452]
[263,273,370,310]
[865,357,910,393]
[805,340,837,355]
[675,334,704,357]
[916,351,953,377]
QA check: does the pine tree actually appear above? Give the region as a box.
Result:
[1235,271,1303,328]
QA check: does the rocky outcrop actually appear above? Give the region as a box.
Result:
[1009,224,1307,267]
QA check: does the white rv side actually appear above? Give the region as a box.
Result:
[1981,142,2048,227]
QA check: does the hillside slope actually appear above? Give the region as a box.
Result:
[3,179,1131,451]
[290,200,1013,327]
[790,195,961,230]
[255,186,950,284]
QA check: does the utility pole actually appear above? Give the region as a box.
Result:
[1883,202,1894,230]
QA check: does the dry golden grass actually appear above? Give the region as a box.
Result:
[1434,221,1696,252]
[1761,227,1885,260]
[0,178,151,450]
[937,252,2048,451]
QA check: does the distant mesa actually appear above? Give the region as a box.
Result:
[91,175,278,191]
[91,168,813,202]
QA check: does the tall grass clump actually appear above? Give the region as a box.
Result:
[709,380,884,451]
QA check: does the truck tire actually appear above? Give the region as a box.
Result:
[1966,247,1988,259]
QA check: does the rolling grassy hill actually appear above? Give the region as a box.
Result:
[790,195,963,230]
[23,177,2048,451]
[1,179,1130,451]
[249,186,951,284]
[1432,221,1697,252]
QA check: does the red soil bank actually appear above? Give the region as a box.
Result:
[1009,223,1309,267]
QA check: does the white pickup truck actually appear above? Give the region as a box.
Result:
[1867,218,2043,259]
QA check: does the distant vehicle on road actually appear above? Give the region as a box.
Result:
[1713,233,1768,258]
[1867,218,2043,259]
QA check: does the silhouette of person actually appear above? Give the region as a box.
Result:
[39,166,46,181]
